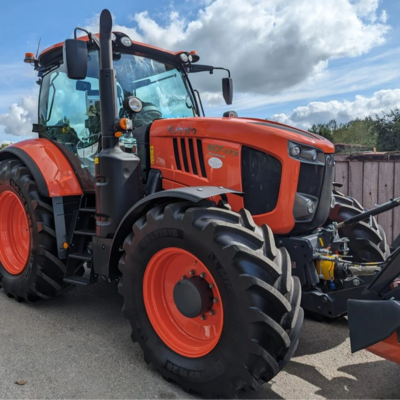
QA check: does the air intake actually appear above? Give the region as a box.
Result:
[173,138,207,178]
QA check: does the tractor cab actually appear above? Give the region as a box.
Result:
[33,32,231,180]
[37,34,197,178]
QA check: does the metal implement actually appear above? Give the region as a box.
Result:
[348,248,400,361]
[337,197,400,229]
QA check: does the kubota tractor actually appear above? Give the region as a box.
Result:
[0,8,395,397]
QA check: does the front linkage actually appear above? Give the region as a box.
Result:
[281,195,400,318]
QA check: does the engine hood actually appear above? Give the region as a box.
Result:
[151,116,335,154]
[222,116,335,153]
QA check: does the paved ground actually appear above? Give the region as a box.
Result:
[0,281,398,399]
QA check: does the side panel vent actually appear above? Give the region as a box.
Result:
[173,138,207,178]
[173,138,181,171]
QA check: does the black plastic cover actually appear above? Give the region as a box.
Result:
[95,147,143,238]
[241,146,282,215]
[222,77,233,105]
[348,299,400,352]
[63,39,88,80]
[290,155,334,235]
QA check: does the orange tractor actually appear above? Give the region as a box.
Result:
[0,9,395,397]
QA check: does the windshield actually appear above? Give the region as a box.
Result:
[38,51,196,174]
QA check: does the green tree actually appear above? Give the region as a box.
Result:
[309,119,336,141]
[375,109,400,151]
[332,117,377,147]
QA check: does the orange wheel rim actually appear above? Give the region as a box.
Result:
[143,248,223,358]
[0,191,30,275]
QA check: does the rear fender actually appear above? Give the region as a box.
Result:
[0,139,82,197]
[104,186,243,278]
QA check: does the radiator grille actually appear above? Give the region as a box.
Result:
[173,138,207,178]
[242,146,282,214]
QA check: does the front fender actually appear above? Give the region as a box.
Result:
[106,186,243,277]
[0,139,82,197]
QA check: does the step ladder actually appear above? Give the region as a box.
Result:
[64,196,97,285]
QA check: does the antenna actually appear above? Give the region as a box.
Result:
[35,38,41,59]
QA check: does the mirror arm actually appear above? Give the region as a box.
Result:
[212,67,231,78]
[73,27,100,49]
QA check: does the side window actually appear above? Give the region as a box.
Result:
[45,72,100,141]
[40,62,101,177]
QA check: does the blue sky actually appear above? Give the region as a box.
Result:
[0,0,399,143]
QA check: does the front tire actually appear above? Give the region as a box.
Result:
[119,201,303,397]
[328,191,389,262]
[0,159,73,302]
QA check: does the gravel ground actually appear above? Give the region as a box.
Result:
[0,281,398,399]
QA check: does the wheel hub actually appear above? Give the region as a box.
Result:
[173,276,214,318]
[143,247,223,358]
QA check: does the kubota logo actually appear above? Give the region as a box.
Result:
[168,125,197,135]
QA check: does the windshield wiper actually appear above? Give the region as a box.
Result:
[132,74,176,90]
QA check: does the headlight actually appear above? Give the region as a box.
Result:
[307,199,315,214]
[121,36,132,47]
[288,141,324,165]
[180,53,189,63]
[111,33,117,42]
[123,96,143,113]
[293,193,318,220]
[301,149,318,161]
[290,146,301,157]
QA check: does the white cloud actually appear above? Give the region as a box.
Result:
[82,14,143,43]
[118,0,390,94]
[270,89,400,129]
[380,9,388,23]
[0,0,392,139]
[0,96,37,137]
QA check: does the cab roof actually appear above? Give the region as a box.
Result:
[38,32,193,68]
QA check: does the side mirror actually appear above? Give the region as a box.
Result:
[63,39,88,80]
[222,77,233,105]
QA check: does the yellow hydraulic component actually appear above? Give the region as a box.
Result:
[315,256,336,281]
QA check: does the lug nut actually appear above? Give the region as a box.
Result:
[201,314,207,320]
[189,269,196,275]
[210,310,215,316]
[213,297,219,303]
[200,272,206,279]
[209,283,214,289]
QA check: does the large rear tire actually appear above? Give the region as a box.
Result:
[0,159,74,302]
[328,191,389,262]
[119,202,303,397]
